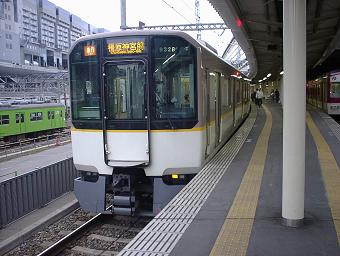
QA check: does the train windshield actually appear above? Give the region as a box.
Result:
[70,41,100,120]
[104,62,146,120]
[152,36,196,119]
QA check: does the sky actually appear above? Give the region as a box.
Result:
[48,0,233,56]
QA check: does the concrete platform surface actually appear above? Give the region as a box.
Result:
[0,143,72,182]
[119,104,340,256]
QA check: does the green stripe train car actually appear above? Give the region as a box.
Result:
[0,103,66,142]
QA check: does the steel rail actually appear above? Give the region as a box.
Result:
[37,211,106,256]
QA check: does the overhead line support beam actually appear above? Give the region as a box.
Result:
[125,23,229,31]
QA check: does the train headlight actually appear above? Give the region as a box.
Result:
[171,174,179,179]
[162,173,195,185]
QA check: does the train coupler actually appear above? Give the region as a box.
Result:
[111,173,136,215]
[112,194,136,215]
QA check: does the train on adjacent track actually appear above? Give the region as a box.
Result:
[0,103,66,143]
[70,30,251,216]
[307,70,340,115]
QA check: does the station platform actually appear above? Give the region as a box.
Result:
[0,143,75,254]
[0,192,78,255]
[0,143,72,182]
[119,103,340,256]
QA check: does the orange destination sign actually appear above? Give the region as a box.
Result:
[107,41,145,55]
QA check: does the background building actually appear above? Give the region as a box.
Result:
[0,0,108,75]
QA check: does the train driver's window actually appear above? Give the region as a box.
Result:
[70,40,100,120]
[152,36,196,119]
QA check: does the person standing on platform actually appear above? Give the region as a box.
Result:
[256,88,264,107]
[275,89,280,103]
[251,89,256,103]
[254,88,259,106]
[270,89,275,103]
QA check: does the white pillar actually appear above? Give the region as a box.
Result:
[282,0,306,227]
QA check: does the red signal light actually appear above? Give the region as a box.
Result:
[236,19,242,27]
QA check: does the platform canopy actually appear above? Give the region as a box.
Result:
[208,0,340,80]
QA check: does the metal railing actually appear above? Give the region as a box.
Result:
[0,157,78,228]
[0,131,71,160]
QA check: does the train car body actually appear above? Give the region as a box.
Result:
[0,103,66,141]
[307,70,340,115]
[70,30,251,215]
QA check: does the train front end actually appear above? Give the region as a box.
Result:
[69,31,203,215]
[327,71,340,115]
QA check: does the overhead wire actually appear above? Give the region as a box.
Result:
[160,0,247,68]
[182,0,195,13]
[161,0,193,24]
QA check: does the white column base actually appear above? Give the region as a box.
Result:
[282,217,304,228]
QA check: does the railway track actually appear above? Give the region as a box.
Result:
[333,115,340,124]
[5,208,151,256]
[38,213,150,256]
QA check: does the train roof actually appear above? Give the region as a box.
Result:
[70,30,247,79]
[70,30,198,51]
[0,103,65,111]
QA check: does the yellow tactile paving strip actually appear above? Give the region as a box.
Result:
[210,106,272,256]
[306,111,340,244]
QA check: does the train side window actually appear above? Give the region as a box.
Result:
[30,112,43,121]
[209,71,217,119]
[21,114,24,123]
[0,115,10,125]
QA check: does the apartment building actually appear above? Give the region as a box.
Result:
[0,0,107,72]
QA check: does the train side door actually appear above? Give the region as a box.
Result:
[49,110,56,128]
[241,81,244,117]
[206,70,218,155]
[232,78,236,126]
[15,112,25,133]
[215,73,221,146]
[103,60,150,166]
[205,70,210,156]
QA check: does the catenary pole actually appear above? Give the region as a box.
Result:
[120,0,127,30]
